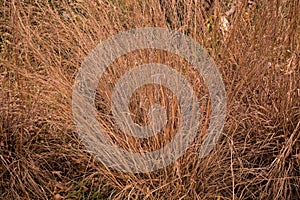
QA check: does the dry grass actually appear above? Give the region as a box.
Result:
[0,0,299,199]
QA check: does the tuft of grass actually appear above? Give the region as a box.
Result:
[1,0,299,199]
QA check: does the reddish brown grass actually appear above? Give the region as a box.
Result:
[1,0,299,199]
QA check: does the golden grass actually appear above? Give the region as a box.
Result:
[1,0,299,199]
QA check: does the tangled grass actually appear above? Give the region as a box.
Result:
[1,0,299,199]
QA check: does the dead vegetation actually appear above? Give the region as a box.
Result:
[0,0,299,199]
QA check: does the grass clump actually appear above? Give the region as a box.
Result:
[0,0,299,199]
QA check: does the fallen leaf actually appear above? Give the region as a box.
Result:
[54,194,63,200]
